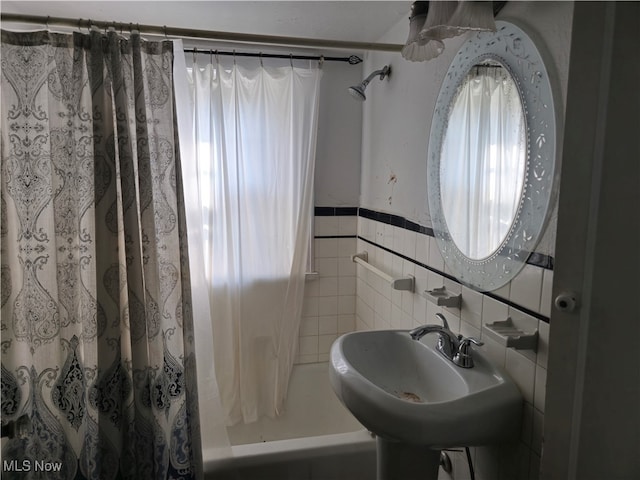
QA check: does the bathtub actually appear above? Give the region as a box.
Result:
[204,362,376,480]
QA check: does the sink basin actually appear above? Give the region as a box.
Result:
[329,330,522,447]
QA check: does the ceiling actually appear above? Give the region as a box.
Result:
[1,1,411,51]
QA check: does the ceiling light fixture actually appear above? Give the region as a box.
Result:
[402,1,506,63]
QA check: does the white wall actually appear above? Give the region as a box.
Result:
[359,1,573,257]
[315,61,363,207]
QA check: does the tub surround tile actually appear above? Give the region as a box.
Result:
[337,315,355,333]
[427,270,445,291]
[531,408,544,456]
[318,276,339,297]
[505,348,536,405]
[315,216,339,236]
[401,228,417,259]
[302,296,319,317]
[536,321,550,369]
[507,307,539,362]
[534,366,547,413]
[412,294,427,326]
[509,264,544,313]
[540,268,554,317]
[317,353,330,363]
[521,402,534,447]
[428,238,445,272]
[296,354,318,364]
[337,256,356,276]
[415,234,430,266]
[318,334,338,355]
[315,257,338,277]
[459,319,481,342]
[461,286,484,330]
[315,238,338,258]
[338,215,357,235]
[490,281,511,301]
[318,296,338,316]
[391,304,403,330]
[482,295,510,325]
[479,334,507,368]
[318,315,338,335]
[297,217,361,367]
[337,237,357,258]
[300,317,319,337]
[338,294,356,315]
[299,336,318,356]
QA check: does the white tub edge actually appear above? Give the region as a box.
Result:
[204,429,375,472]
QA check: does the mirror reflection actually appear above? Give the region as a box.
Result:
[440,63,526,260]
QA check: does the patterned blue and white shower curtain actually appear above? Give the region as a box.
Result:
[0,29,201,479]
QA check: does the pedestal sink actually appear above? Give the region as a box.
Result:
[329,330,522,480]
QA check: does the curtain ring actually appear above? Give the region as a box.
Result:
[215,50,219,65]
[209,49,213,65]
[259,52,263,68]
[290,53,293,68]
[45,16,50,30]
[164,25,168,38]
[233,49,236,65]
[319,55,324,68]
[87,19,92,32]
[78,18,82,32]
[193,47,197,65]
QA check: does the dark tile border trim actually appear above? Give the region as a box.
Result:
[312,207,550,323]
[315,207,358,216]
[356,207,553,271]
[357,236,550,324]
[358,208,434,236]
[314,235,357,239]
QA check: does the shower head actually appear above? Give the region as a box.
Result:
[348,65,391,101]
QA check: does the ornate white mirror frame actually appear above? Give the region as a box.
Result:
[427,21,557,291]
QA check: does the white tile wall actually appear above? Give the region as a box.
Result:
[355,215,554,480]
[296,215,357,364]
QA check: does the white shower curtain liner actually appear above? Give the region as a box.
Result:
[176,50,322,425]
[173,40,231,459]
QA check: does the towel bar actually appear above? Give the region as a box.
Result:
[351,251,414,292]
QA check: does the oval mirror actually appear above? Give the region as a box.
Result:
[440,61,526,260]
[428,21,557,291]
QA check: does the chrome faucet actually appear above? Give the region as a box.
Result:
[409,313,484,368]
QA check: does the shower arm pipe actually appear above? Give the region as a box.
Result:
[0,13,404,53]
[360,65,391,88]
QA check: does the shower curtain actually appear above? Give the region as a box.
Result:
[1,30,202,479]
[181,55,321,424]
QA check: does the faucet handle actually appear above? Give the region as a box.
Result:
[459,337,483,350]
[453,337,484,368]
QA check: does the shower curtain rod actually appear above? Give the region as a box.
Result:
[0,13,404,54]
[184,48,362,65]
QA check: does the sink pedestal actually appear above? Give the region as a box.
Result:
[376,438,441,480]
